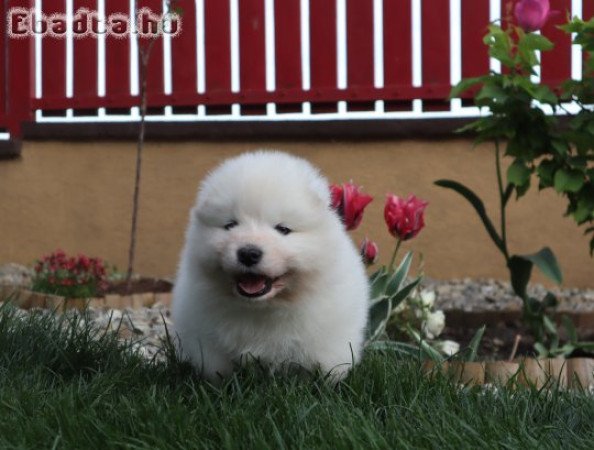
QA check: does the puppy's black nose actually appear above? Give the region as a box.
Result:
[237,245,263,267]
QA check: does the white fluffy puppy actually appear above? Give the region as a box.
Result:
[172,151,369,382]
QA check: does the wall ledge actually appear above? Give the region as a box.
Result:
[22,118,475,142]
[0,140,22,159]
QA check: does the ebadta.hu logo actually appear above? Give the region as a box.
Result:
[7,7,181,38]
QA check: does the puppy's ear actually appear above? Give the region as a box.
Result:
[308,174,332,208]
[193,198,228,227]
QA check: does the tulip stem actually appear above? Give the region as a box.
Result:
[388,239,402,273]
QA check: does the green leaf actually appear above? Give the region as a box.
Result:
[562,315,578,343]
[536,159,556,189]
[517,247,563,285]
[486,26,515,67]
[369,268,389,299]
[369,294,389,307]
[543,315,558,336]
[434,180,505,255]
[573,195,594,224]
[367,298,390,340]
[369,268,385,284]
[405,326,443,361]
[389,277,422,309]
[476,83,508,104]
[385,252,413,294]
[554,168,585,193]
[558,344,576,357]
[532,85,558,105]
[521,33,554,51]
[507,161,531,187]
[508,256,533,299]
[575,341,594,351]
[542,292,558,309]
[534,342,549,357]
[467,325,486,363]
[551,139,569,156]
[449,76,484,99]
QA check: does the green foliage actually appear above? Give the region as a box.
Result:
[444,15,594,355]
[367,251,421,342]
[451,325,486,363]
[450,18,594,252]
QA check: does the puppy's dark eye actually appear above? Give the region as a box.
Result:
[224,220,238,230]
[275,224,292,235]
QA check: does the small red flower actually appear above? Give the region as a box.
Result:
[66,258,76,271]
[384,194,428,241]
[330,182,373,231]
[360,238,379,266]
[79,255,91,269]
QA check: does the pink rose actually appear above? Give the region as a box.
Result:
[330,182,373,231]
[514,0,553,32]
[384,194,428,241]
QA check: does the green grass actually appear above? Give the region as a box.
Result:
[1,303,593,450]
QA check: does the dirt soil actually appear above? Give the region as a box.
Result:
[442,319,594,360]
[103,278,173,296]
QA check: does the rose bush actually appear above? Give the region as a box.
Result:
[444,2,594,356]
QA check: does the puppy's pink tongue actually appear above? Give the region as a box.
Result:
[238,275,267,295]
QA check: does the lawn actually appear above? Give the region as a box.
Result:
[1,303,593,450]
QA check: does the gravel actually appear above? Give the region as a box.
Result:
[423,277,594,313]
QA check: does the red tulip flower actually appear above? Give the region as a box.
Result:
[330,182,373,231]
[514,0,553,32]
[384,194,428,241]
[360,238,379,266]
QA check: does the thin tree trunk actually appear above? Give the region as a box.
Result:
[126,37,156,288]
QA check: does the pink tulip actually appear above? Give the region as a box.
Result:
[384,194,428,241]
[360,238,379,266]
[330,182,373,231]
[514,0,552,32]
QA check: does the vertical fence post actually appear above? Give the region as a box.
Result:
[4,0,34,153]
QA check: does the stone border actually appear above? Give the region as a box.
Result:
[423,357,594,389]
[0,285,172,310]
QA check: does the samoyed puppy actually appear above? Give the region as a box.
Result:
[172,151,369,382]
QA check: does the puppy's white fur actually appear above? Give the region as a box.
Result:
[172,151,369,382]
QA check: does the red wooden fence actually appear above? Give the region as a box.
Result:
[0,0,588,142]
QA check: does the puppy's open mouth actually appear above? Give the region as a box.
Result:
[235,273,283,299]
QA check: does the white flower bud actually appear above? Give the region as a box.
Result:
[424,310,445,339]
[420,289,436,308]
[438,340,460,356]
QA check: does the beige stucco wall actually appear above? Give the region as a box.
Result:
[0,139,592,287]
